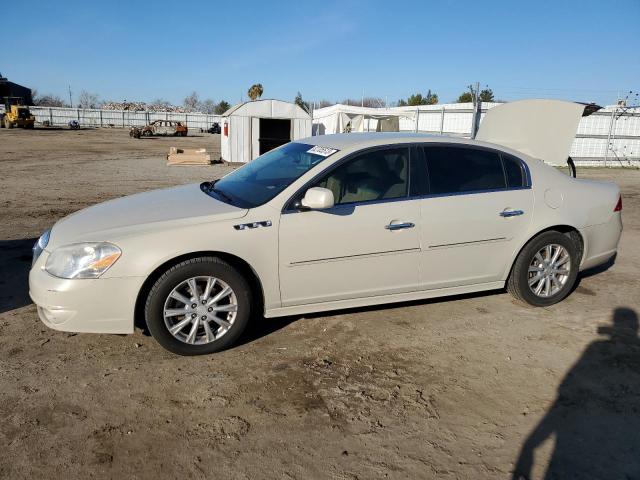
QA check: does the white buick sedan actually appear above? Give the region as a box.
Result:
[29,100,622,355]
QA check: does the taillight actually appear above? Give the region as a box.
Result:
[614,195,622,212]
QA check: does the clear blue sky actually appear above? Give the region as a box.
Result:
[3,0,639,106]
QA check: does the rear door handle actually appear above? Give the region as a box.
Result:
[500,209,524,217]
[385,222,415,231]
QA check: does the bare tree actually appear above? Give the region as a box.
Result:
[317,100,335,108]
[341,97,385,108]
[78,90,100,109]
[183,91,200,112]
[198,98,217,114]
[33,92,66,107]
[150,98,172,110]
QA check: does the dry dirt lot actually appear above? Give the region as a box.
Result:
[1,128,639,479]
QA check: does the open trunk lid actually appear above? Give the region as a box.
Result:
[476,99,599,166]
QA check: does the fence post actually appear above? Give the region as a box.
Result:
[122,111,125,128]
[49,108,53,125]
[604,107,617,167]
[100,110,103,127]
[440,106,445,134]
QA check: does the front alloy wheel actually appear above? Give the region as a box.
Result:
[163,276,238,345]
[145,257,251,355]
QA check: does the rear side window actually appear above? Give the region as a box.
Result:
[425,146,506,194]
[502,154,527,188]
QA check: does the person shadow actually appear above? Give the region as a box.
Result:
[512,307,640,479]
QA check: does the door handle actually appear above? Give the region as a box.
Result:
[500,209,524,217]
[385,222,415,231]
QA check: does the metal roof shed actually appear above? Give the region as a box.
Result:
[220,99,312,164]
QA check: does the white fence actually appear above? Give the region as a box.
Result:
[25,106,222,131]
[9,103,640,166]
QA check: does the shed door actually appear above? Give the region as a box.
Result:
[251,117,260,160]
[259,118,291,156]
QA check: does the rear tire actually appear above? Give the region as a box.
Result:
[507,231,579,307]
[145,257,252,355]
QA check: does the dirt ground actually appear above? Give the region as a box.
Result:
[1,128,639,479]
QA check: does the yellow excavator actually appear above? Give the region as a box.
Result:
[1,97,35,129]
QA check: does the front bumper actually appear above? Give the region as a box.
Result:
[29,252,143,334]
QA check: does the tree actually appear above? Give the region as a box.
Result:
[33,92,66,107]
[479,88,494,102]
[424,89,438,105]
[401,90,439,106]
[294,92,310,113]
[183,91,200,111]
[456,91,473,103]
[149,98,171,110]
[318,100,334,108]
[215,100,230,115]
[456,85,495,103]
[78,90,100,109]
[198,98,217,114]
[247,84,264,101]
[340,97,384,108]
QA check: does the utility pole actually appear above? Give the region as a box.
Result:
[68,85,73,108]
[470,81,481,139]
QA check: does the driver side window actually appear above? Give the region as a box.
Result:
[314,147,409,205]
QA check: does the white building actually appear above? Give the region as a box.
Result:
[220,99,312,164]
[311,104,417,135]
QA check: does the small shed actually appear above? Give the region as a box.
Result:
[220,99,312,164]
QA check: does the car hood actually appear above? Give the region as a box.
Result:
[48,183,247,248]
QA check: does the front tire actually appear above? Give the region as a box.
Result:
[145,257,252,355]
[507,231,579,307]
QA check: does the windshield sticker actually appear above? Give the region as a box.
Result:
[307,146,338,157]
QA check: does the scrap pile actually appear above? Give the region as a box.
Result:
[102,101,195,113]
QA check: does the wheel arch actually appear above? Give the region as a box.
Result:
[506,224,584,282]
[133,251,265,331]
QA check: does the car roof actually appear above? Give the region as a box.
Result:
[301,132,494,150]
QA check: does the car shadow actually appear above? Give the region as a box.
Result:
[0,238,36,314]
[569,253,617,295]
[235,288,500,347]
[512,307,640,479]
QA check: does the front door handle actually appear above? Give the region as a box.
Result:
[500,209,524,217]
[385,222,415,231]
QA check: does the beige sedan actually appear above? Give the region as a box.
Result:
[30,100,623,355]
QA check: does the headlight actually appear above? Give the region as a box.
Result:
[45,242,121,279]
[32,229,51,266]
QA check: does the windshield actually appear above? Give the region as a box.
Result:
[203,142,337,208]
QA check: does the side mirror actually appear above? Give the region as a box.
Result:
[301,187,334,210]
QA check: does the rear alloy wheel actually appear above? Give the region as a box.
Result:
[507,231,579,306]
[145,257,251,355]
